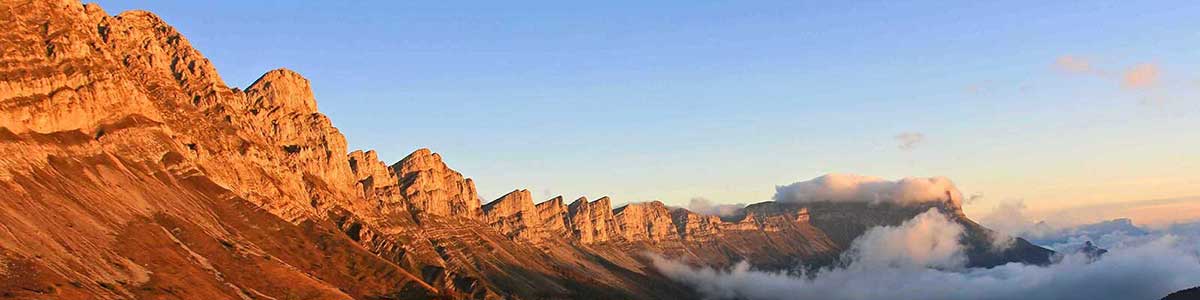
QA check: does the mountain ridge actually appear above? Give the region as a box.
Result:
[0,1,1052,299]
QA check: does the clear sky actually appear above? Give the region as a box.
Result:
[94,1,1200,221]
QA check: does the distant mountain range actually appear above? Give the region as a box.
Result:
[0,1,1052,299]
[1027,218,1149,247]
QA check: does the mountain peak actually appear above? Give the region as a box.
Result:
[613,201,678,242]
[391,148,480,218]
[482,189,542,241]
[483,189,533,213]
[114,9,162,22]
[535,195,572,239]
[246,68,317,113]
[0,2,1059,298]
[567,196,619,243]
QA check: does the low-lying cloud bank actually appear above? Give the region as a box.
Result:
[978,198,1200,252]
[653,209,1200,300]
[773,174,963,205]
[979,198,1200,237]
[844,209,966,270]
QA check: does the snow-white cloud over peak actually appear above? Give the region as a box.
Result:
[773,174,963,206]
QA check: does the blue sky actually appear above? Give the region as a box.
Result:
[95,1,1200,220]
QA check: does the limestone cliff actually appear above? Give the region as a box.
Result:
[534,196,572,239]
[0,2,433,299]
[613,201,679,242]
[392,148,481,219]
[482,189,543,241]
[671,209,724,242]
[567,197,622,244]
[0,1,1053,299]
[348,149,404,212]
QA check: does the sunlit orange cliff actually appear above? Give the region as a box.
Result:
[0,1,1052,299]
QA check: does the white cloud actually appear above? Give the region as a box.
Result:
[978,197,1200,243]
[686,197,746,217]
[652,210,1200,300]
[978,200,1048,237]
[773,174,963,206]
[843,209,966,270]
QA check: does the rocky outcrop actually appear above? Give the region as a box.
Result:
[1076,241,1108,260]
[567,197,621,244]
[244,69,318,113]
[671,205,813,240]
[720,212,764,231]
[660,202,841,270]
[391,148,480,219]
[535,196,572,238]
[0,3,161,135]
[348,150,405,212]
[0,1,1055,299]
[613,201,678,242]
[670,209,724,242]
[239,67,359,211]
[482,189,543,241]
[0,1,435,298]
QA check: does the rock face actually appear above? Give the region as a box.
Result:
[534,196,572,238]
[614,201,679,242]
[482,189,543,241]
[348,150,401,206]
[662,203,840,270]
[1076,241,1108,260]
[671,209,724,242]
[568,197,622,244]
[0,1,433,298]
[392,148,481,219]
[245,69,318,113]
[0,1,1054,299]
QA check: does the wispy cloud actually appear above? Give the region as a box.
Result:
[1055,55,1094,74]
[1051,56,1180,106]
[1122,63,1161,89]
[978,200,1047,237]
[686,197,746,217]
[895,132,925,151]
[965,193,985,205]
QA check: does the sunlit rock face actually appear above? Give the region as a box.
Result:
[535,196,573,239]
[567,197,621,244]
[671,209,724,242]
[0,1,435,298]
[391,148,481,219]
[483,189,546,241]
[614,201,679,242]
[0,1,1053,299]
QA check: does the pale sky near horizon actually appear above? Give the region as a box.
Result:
[94,1,1200,223]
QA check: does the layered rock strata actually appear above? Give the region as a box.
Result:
[0,1,1053,299]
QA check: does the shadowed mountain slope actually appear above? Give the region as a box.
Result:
[1161,286,1200,300]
